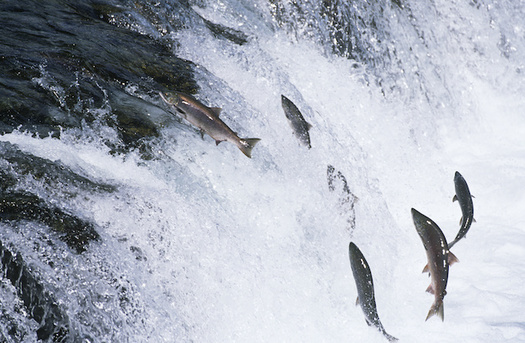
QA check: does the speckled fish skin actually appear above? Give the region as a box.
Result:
[349,242,398,341]
[280,95,312,148]
[449,171,474,249]
[411,208,458,321]
[160,91,260,158]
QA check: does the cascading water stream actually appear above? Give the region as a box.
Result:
[0,0,524,342]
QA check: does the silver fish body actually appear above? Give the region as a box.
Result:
[411,208,458,321]
[349,242,398,341]
[281,95,312,148]
[160,91,260,158]
[449,171,474,248]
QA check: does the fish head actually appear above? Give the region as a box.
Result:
[454,171,464,183]
[349,242,360,261]
[349,242,369,272]
[411,208,439,245]
[411,208,428,232]
[159,91,182,107]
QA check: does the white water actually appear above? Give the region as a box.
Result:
[2,0,525,342]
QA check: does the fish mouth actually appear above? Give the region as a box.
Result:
[411,208,425,225]
[411,208,435,237]
[159,91,179,105]
[348,242,358,260]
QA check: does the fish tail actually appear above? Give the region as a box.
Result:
[425,299,444,321]
[383,332,399,342]
[238,138,261,158]
[378,326,399,342]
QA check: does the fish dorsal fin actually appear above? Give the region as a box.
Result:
[210,107,222,116]
[307,122,313,130]
[448,251,459,265]
[452,195,458,202]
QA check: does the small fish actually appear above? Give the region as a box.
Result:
[349,242,398,341]
[449,171,475,249]
[281,95,312,148]
[411,208,458,321]
[327,165,358,233]
[159,91,260,158]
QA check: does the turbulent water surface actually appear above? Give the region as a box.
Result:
[1,0,524,342]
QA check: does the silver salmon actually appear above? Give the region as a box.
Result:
[281,95,312,148]
[411,208,458,321]
[349,242,398,341]
[159,91,260,158]
[449,171,475,249]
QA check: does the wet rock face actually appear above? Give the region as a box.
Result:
[0,141,115,253]
[0,1,202,339]
[0,0,198,153]
[0,192,100,254]
[0,0,256,341]
[0,1,196,338]
[0,240,70,342]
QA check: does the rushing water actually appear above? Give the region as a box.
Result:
[1,0,524,342]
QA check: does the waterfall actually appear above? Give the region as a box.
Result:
[0,0,524,341]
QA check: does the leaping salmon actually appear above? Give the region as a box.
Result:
[159,91,260,158]
[281,95,312,148]
[411,208,458,321]
[449,171,475,249]
[349,242,398,341]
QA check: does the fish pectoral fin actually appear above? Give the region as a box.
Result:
[307,122,313,130]
[355,296,360,306]
[199,130,206,140]
[453,195,458,202]
[426,284,435,294]
[422,264,430,274]
[210,107,222,116]
[473,217,477,223]
[448,251,459,265]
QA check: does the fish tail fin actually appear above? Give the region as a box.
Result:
[425,299,444,321]
[383,332,399,342]
[238,138,261,158]
[378,324,398,341]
